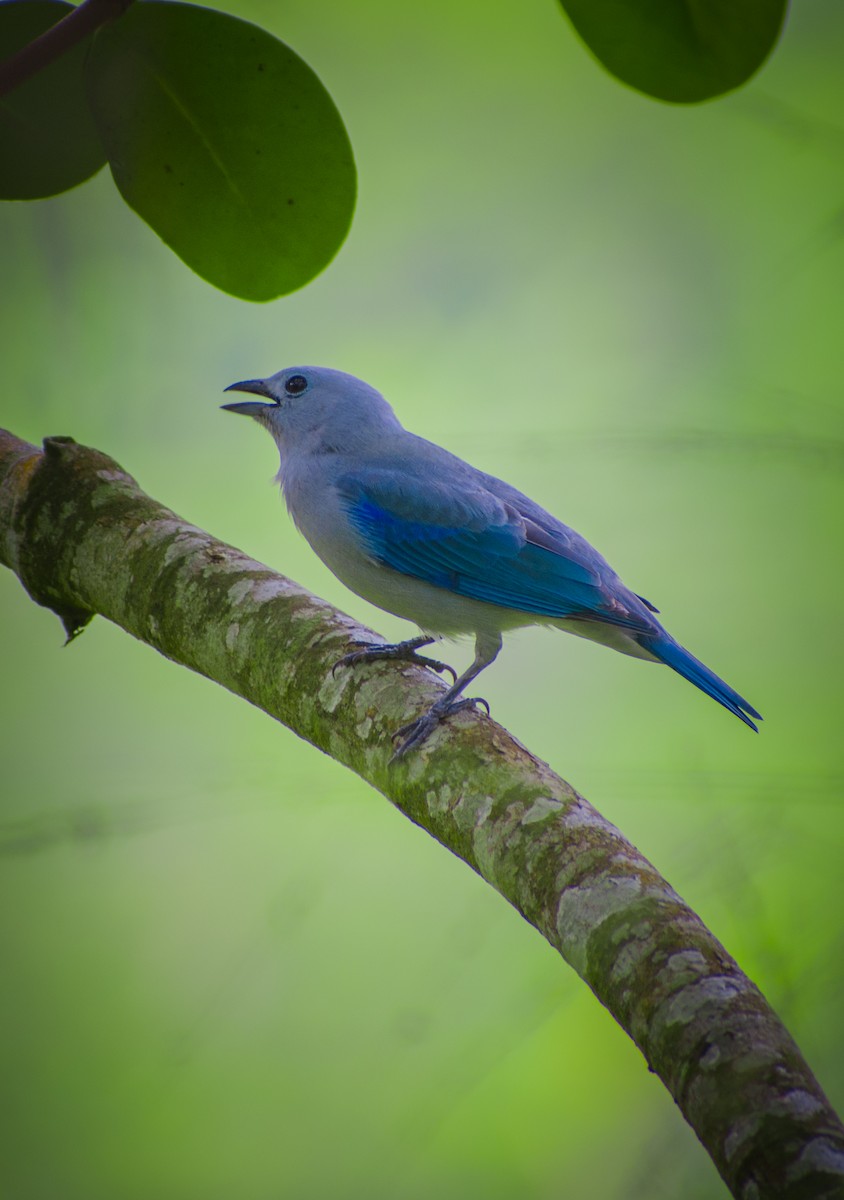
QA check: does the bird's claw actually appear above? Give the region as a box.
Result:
[390,694,490,761]
[411,654,458,682]
[331,640,457,682]
[331,638,369,678]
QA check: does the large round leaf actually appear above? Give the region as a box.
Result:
[0,0,106,199]
[86,1,356,300]
[560,0,788,103]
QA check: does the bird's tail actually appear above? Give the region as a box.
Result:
[641,633,762,731]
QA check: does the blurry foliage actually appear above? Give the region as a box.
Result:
[0,1,105,196]
[85,2,355,301]
[0,0,789,300]
[560,0,788,103]
[0,0,356,299]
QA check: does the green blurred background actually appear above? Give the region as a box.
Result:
[2,2,843,1197]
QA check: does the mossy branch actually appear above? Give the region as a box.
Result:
[1,426,842,1199]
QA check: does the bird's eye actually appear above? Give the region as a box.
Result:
[284,374,308,397]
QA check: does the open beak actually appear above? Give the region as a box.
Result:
[221,378,276,417]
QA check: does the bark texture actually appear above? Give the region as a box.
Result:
[1,427,843,1199]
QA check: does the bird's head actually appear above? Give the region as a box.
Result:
[222,365,402,454]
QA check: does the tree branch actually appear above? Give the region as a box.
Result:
[0,0,134,100]
[1,426,842,1199]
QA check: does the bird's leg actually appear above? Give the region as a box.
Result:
[391,631,502,760]
[333,634,456,682]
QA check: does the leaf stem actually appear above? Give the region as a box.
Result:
[0,0,135,100]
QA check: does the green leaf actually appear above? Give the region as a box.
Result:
[559,0,788,103]
[85,1,356,301]
[0,0,106,199]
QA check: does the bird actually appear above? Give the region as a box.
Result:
[222,366,761,758]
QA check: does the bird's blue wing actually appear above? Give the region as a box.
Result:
[337,470,653,631]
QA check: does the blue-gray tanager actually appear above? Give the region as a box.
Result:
[223,366,760,756]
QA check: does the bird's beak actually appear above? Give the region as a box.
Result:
[221,378,276,417]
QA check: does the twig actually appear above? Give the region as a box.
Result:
[0,0,135,99]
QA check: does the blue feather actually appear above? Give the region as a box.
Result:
[339,471,654,631]
[342,472,761,730]
[643,633,762,731]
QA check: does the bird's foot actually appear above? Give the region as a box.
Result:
[390,694,490,761]
[332,638,456,682]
